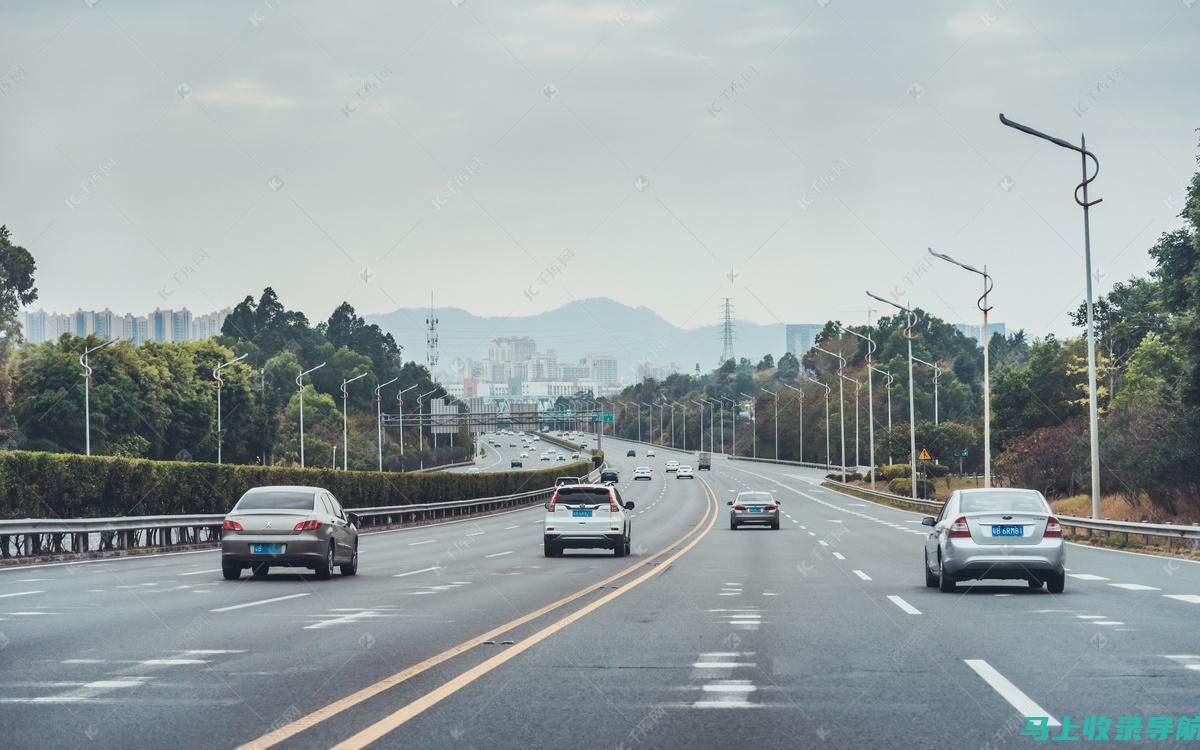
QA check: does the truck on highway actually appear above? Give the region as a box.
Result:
[697,451,711,470]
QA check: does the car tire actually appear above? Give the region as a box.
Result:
[251,563,270,578]
[543,539,559,557]
[340,543,358,576]
[614,538,627,557]
[730,517,738,530]
[624,538,632,556]
[937,555,956,593]
[924,554,938,588]
[770,520,780,530]
[314,544,334,580]
[222,565,241,581]
[1046,571,1065,593]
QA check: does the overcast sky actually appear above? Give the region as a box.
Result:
[2,0,1197,339]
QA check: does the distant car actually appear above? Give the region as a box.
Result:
[520,452,528,458]
[511,459,523,468]
[665,460,679,472]
[923,488,1065,593]
[540,455,551,462]
[221,486,358,580]
[509,442,516,447]
[571,452,581,459]
[676,465,694,479]
[544,484,634,557]
[600,469,619,485]
[579,442,588,449]
[556,454,566,461]
[634,467,652,481]
[728,491,780,530]
[467,467,481,474]
[554,476,583,487]
[646,449,655,458]
[626,449,636,457]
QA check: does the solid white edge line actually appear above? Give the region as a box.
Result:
[0,590,44,599]
[964,659,1060,726]
[485,551,513,559]
[210,592,310,613]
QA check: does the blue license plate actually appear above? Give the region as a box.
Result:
[748,507,762,513]
[251,543,284,554]
[572,510,592,518]
[991,525,1023,537]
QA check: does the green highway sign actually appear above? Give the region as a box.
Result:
[589,413,614,423]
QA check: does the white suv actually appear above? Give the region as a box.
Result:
[665,460,679,472]
[544,485,635,557]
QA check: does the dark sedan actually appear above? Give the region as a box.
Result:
[221,486,359,580]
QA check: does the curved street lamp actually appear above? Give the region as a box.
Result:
[779,383,804,463]
[799,373,831,470]
[760,388,778,460]
[737,392,757,458]
[840,324,878,480]
[396,383,418,458]
[213,352,249,465]
[813,345,847,480]
[375,376,399,472]
[341,372,369,470]
[80,337,119,456]
[295,362,327,468]
[868,292,920,500]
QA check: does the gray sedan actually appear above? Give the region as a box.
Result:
[728,491,780,530]
[923,488,1065,593]
[221,486,359,580]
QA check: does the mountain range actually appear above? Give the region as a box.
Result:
[366,298,795,382]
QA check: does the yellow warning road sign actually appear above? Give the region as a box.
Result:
[918,448,932,461]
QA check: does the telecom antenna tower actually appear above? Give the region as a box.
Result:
[426,291,439,368]
[719,298,736,366]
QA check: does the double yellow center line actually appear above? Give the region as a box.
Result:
[239,476,719,750]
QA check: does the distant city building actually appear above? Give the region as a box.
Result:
[785,324,822,357]
[19,306,228,346]
[954,322,1006,345]
[588,356,619,386]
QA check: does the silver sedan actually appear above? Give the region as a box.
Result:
[221,485,359,580]
[923,488,1065,593]
[728,491,780,530]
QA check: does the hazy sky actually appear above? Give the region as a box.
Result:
[2,0,1197,339]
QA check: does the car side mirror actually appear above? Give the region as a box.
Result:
[726,500,733,506]
[921,517,936,527]
[347,512,359,526]
[775,500,782,505]
[624,501,635,510]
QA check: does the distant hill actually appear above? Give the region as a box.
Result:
[366,297,788,382]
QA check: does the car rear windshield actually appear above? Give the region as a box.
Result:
[235,490,316,511]
[959,490,1048,513]
[554,488,611,505]
[738,492,773,504]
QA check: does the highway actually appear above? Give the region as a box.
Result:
[447,433,586,473]
[2,436,1199,749]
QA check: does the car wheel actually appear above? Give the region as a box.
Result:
[314,544,334,580]
[614,538,627,557]
[937,554,956,593]
[624,537,632,556]
[770,520,780,530]
[924,553,938,588]
[340,543,358,576]
[222,565,241,581]
[730,517,738,530]
[251,563,270,578]
[1046,571,1065,594]
[543,539,557,557]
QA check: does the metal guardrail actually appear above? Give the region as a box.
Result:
[0,463,600,563]
[727,454,853,472]
[821,478,1200,546]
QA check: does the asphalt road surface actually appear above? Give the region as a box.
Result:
[2,436,1198,749]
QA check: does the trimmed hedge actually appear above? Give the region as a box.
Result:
[868,462,949,482]
[0,450,590,519]
[826,471,864,482]
[887,478,935,498]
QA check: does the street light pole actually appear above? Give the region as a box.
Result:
[761,388,778,459]
[375,376,399,472]
[800,374,831,470]
[738,392,756,458]
[929,248,994,486]
[79,338,118,456]
[295,362,326,468]
[814,346,847,480]
[417,388,438,470]
[868,292,920,501]
[213,352,249,465]
[341,372,368,471]
[691,399,706,454]
[912,355,941,425]
[841,324,878,481]
[719,396,733,455]
[705,398,718,453]
[780,383,804,463]
[397,384,417,458]
[1000,113,1102,518]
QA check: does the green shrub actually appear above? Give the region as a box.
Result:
[888,477,935,498]
[826,471,863,482]
[0,450,589,519]
[923,463,950,478]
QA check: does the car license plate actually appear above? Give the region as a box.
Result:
[991,525,1023,537]
[251,543,284,554]
[749,507,762,513]
[572,510,592,518]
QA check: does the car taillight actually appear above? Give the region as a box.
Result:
[609,494,620,512]
[948,516,971,538]
[763,504,777,511]
[1045,516,1062,538]
[293,519,321,532]
[732,504,745,511]
[222,519,243,532]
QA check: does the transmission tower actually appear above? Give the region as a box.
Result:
[719,297,735,366]
[426,291,439,368]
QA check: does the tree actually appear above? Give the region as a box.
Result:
[776,352,800,380]
[0,225,37,343]
[756,353,774,371]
